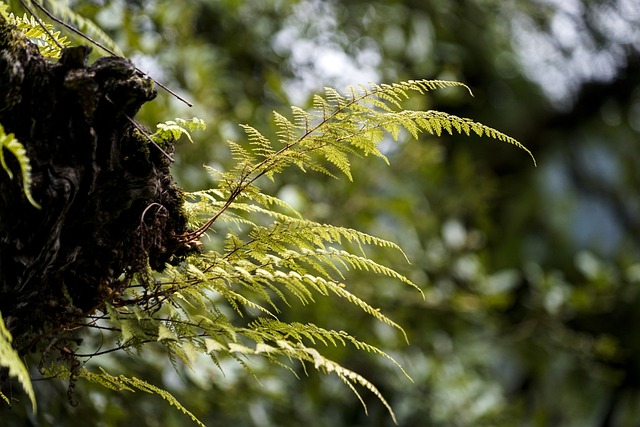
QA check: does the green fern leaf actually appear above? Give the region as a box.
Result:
[81,368,205,427]
[0,312,36,411]
[150,117,207,144]
[403,110,537,165]
[0,124,40,209]
[291,343,398,424]
[0,2,10,21]
[4,9,70,58]
[41,0,124,56]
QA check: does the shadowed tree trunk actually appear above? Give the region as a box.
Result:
[0,19,189,360]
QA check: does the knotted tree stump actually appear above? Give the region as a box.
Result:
[0,20,189,358]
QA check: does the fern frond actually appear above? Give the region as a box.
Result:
[289,342,398,424]
[4,9,69,58]
[403,110,537,165]
[327,248,420,292]
[195,251,409,339]
[192,319,400,424]
[40,0,124,56]
[150,117,207,145]
[0,124,40,208]
[210,78,533,207]
[81,368,205,427]
[0,2,9,20]
[291,106,315,133]
[0,312,36,411]
[273,110,298,146]
[249,318,412,380]
[240,124,276,160]
[220,218,409,267]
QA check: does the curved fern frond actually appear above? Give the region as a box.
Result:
[38,0,124,56]
[249,318,411,376]
[192,317,401,424]
[150,117,207,145]
[0,3,8,20]
[189,79,534,240]
[81,368,205,427]
[292,343,398,423]
[0,312,36,411]
[0,124,40,209]
[3,7,69,58]
[400,110,536,164]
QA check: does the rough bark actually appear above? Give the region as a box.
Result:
[0,20,189,356]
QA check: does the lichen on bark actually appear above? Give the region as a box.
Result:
[0,18,190,358]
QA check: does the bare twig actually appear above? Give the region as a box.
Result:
[21,0,193,107]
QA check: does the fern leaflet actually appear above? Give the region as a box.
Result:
[0,124,40,208]
[0,311,36,411]
[80,368,205,427]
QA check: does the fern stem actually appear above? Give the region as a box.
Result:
[181,90,376,242]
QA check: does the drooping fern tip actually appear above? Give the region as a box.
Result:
[0,124,40,208]
[352,79,536,166]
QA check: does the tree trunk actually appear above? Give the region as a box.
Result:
[0,19,189,357]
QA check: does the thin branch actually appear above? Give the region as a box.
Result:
[125,115,175,162]
[25,0,193,107]
[17,0,63,49]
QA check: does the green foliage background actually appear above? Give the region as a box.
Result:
[4,0,640,426]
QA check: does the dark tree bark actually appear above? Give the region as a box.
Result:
[0,19,189,357]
